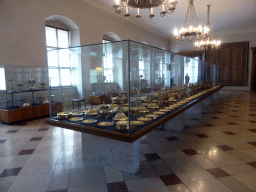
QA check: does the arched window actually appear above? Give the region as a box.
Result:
[0,67,6,90]
[45,16,80,87]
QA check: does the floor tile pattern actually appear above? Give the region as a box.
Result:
[0,90,256,191]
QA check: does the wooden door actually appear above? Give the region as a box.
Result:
[206,42,249,86]
[251,48,256,91]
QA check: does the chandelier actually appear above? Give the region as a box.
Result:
[194,37,221,50]
[113,0,178,20]
[194,5,221,50]
[173,0,209,41]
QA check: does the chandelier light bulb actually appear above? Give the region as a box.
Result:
[124,6,130,18]
[115,0,120,6]
[173,28,178,36]
[149,8,155,20]
[189,26,193,32]
[136,8,142,19]
[160,4,167,16]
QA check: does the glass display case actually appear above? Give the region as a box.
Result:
[47,40,223,136]
[0,65,49,108]
[0,65,62,124]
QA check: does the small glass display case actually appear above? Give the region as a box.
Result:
[0,65,62,124]
[0,65,49,108]
[47,40,223,136]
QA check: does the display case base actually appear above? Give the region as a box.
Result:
[185,101,203,114]
[46,86,224,143]
[213,91,220,99]
[164,112,185,131]
[203,94,214,104]
[0,103,63,124]
[82,133,140,174]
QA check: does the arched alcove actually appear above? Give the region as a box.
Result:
[103,32,121,42]
[45,15,82,100]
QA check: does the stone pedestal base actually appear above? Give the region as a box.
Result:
[213,91,219,100]
[164,112,185,131]
[82,133,140,174]
[185,101,203,114]
[203,95,213,104]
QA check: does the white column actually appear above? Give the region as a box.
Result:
[164,112,185,131]
[82,133,140,174]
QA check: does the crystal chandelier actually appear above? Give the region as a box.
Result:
[194,5,221,50]
[113,0,178,20]
[173,0,209,41]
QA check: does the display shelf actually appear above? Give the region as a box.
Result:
[1,102,63,124]
[1,89,49,107]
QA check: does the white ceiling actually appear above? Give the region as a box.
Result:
[83,0,256,38]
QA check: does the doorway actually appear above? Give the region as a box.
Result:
[251,47,256,92]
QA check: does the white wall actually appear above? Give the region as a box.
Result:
[0,0,169,68]
[169,28,256,91]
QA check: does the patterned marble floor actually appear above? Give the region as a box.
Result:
[0,89,256,192]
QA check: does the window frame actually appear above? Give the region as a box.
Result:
[46,25,75,87]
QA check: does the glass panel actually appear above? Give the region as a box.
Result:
[57,29,69,48]
[47,50,58,67]
[49,68,59,86]
[60,69,71,86]
[0,68,6,90]
[184,57,199,84]
[59,49,70,67]
[45,26,57,47]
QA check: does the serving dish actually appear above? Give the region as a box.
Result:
[137,117,152,122]
[97,122,114,127]
[82,119,97,124]
[69,117,83,121]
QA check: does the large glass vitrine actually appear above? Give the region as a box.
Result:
[47,40,223,137]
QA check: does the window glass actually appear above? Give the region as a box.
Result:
[139,60,144,70]
[49,69,59,86]
[103,54,113,69]
[90,70,97,84]
[71,70,79,85]
[47,50,58,67]
[0,68,6,90]
[184,57,198,84]
[58,29,69,48]
[104,69,113,83]
[45,26,57,47]
[59,49,70,67]
[60,69,71,86]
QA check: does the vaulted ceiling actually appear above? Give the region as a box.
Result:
[82,0,256,38]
